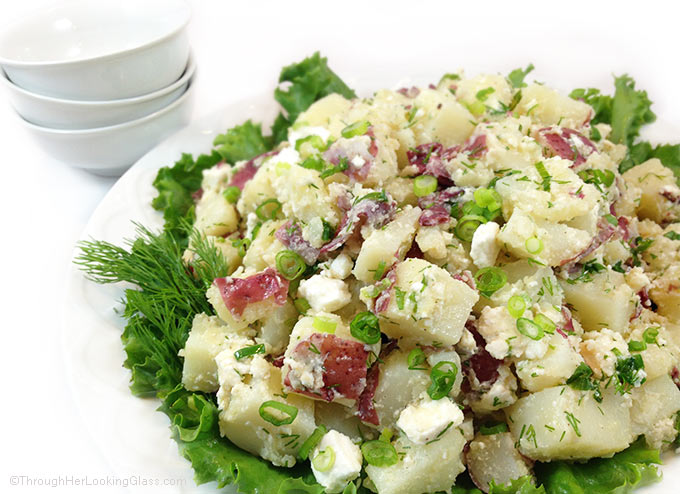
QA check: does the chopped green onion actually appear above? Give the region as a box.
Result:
[361,440,398,467]
[312,446,336,472]
[255,198,282,221]
[525,236,544,255]
[427,361,458,400]
[507,295,527,318]
[321,219,335,242]
[534,314,556,334]
[350,311,381,344]
[517,317,544,341]
[234,343,265,360]
[223,186,241,204]
[628,340,647,352]
[259,400,298,426]
[313,316,337,334]
[534,161,551,191]
[231,237,251,257]
[319,157,349,179]
[467,100,486,116]
[407,347,427,370]
[480,422,509,435]
[474,267,508,297]
[454,214,487,242]
[643,327,659,344]
[300,156,325,171]
[604,214,618,226]
[341,120,370,138]
[379,428,393,443]
[294,297,311,315]
[275,250,306,280]
[299,425,327,460]
[413,175,438,197]
[372,260,387,281]
[473,188,502,212]
[295,134,327,152]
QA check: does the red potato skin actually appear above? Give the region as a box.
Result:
[285,333,369,401]
[214,268,289,317]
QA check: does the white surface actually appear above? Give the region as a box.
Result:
[3,1,680,493]
[1,55,195,130]
[20,76,195,176]
[0,0,190,99]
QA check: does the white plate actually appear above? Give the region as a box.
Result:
[62,79,680,494]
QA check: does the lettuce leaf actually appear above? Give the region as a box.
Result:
[570,75,680,182]
[152,151,222,237]
[160,386,324,494]
[534,437,661,494]
[152,52,356,238]
[272,52,356,144]
[490,476,546,494]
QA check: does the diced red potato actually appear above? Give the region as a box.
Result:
[283,329,372,405]
[275,220,320,264]
[466,432,532,493]
[228,149,280,190]
[537,127,596,166]
[208,268,289,329]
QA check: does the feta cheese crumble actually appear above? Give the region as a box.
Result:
[396,397,464,444]
[311,430,362,493]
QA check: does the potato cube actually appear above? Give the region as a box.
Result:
[467,432,532,492]
[622,158,679,223]
[180,314,245,392]
[517,84,592,127]
[630,374,680,448]
[413,89,475,148]
[560,269,635,333]
[353,206,421,282]
[378,258,478,347]
[242,220,286,271]
[505,386,633,461]
[372,350,430,428]
[218,360,316,468]
[194,189,239,236]
[516,333,583,392]
[365,425,466,494]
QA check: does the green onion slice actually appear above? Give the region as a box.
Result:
[295,134,327,152]
[255,198,282,221]
[350,311,381,344]
[294,297,311,315]
[427,361,458,400]
[223,186,241,204]
[474,266,508,297]
[407,347,427,370]
[534,313,556,334]
[454,214,488,242]
[341,120,370,138]
[259,400,298,426]
[361,440,399,467]
[313,316,337,334]
[312,447,336,472]
[473,188,502,212]
[525,236,544,255]
[413,175,438,197]
[275,250,307,280]
[299,425,328,461]
[507,295,526,318]
[628,340,647,352]
[231,237,251,257]
[517,317,544,341]
[643,327,659,344]
[234,343,265,360]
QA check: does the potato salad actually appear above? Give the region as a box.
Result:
[171,68,680,494]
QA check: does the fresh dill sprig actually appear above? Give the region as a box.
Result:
[75,223,228,397]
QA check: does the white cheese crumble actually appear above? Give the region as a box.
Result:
[470,221,501,269]
[311,430,362,493]
[396,398,464,444]
[328,253,353,279]
[298,274,351,312]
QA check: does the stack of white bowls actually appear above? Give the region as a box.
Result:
[0,0,194,176]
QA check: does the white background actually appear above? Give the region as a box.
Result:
[1,0,679,492]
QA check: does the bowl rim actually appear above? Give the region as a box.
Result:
[20,72,196,135]
[0,0,191,68]
[1,54,196,106]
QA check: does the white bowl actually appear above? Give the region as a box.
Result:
[21,76,195,176]
[1,55,195,130]
[0,0,191,100]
